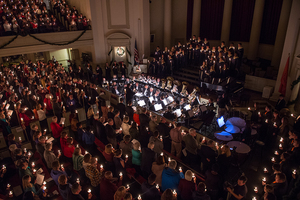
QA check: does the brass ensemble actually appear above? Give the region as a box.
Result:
[171,80,181,93]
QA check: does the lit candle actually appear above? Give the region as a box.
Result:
[160,135,163,140]
[173,190,177,195]
[127,184,130,189]
[280,137,284,142]
[248,107,251,110]
[258,112,261,115]
[291,114,294,117]
[252,197,257,200]
[28,152,31,157]
[43,181,46,185]
[95,158,98,162]
[125,154,128,159]
[254,187,258,192]
[168,157,171,162]
[146,127,149,131]
[100,164,103,169]
[44,129,47,132]
[9,191,13,196]
[58,150,61,154]
[61,164,64,169]
[271,157,275,162]
[33,169,36,173]
[274,151,278,155]
[264,168,267,173]
[179,167,182,171]
[202,137,205,143]
[7,183,11,188]
[192,173,195,178]
[265,119,268,123]
[156,184,159,189]
[138,195,141,200]
[85,151,88,155]
[32,162,35,167]
[88,189,91,193]
[119,172,123,177]
[262,177,266,182]
[279,143,283,148]
[293,169,297,175]
[19,137,22,141]
[21,118,23,122]
[160,152,163,156]
[77,178,80,183]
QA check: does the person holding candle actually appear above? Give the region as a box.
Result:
[149,131,164,155]
[44,143,60,169]
[60,131,68,153]
[152,155,167,187]
[72,147,84,172]
[50,116,64,141]
[68,182,92,200]
[200,139,218,173]
[182,128,199,168]
[141,174,161,200]
[113,149,127,179]
[63,137,75,163]
[226,175,248,200]
[161,188,177,200]
[119,135,133,161]
[192,182,210,200]
[178,170,197,200]
[18,107,32,140]
[7,133,22,148]
[50,161,68,186]
[100,171,123,200]
[36,103,47,131]
[85,157,103,195]
[271,173,288,200]
[22,175,46,198]
[58,174,70,200]
[132,141,142,174]
[161,159,184,191]
[18,160,34,180]
[36,135,46,157]
[141,141,156,179]
[81,126,96,153]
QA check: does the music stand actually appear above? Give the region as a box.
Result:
[154,104,163,111]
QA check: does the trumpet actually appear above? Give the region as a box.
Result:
[161,79,166,89]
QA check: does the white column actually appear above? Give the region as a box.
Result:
[164,0,172,48]
[192,0,201,37]
[248,0,265,60]
[271,0,293,67]
[90,0,106,64]
[290,59,300,111]
[220,0,233,45]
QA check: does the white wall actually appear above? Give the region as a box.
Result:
[50,49,70,67]
[66,0,92,20]
[150,0,164,52]
[171,0,188,45]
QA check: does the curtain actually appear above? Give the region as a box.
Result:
[229,0,255,42]
[200,0,225,40]
[259,0,283,45]
[186,0,194,40]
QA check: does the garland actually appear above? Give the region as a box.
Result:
[287,100,296,106]
[291,75,300,90]
[126,47,131,57]
[0,35,19,49]
[127,59,132,65]
[108,47,113,56]
[116,47,125,57]
[28,29,87,46]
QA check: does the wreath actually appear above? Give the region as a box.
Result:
[116,47,125,57]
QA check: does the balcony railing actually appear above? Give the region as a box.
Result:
[0,30,93,57]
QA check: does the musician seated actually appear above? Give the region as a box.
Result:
[163,106,176,121]
[171,85,178,93]
[143,85,150,96]
[207,98,214,107]
[180,90,188,97]
[102,78,109,90]
[155,78,161,87]
[112,75,118,81]
[149,87,155,97]
[112,85,121,96]
[132,82,141,93]
[120,75,126,82]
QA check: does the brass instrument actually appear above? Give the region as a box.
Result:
[171,80,181,93]
[161,79,166,89]
[181,81,189,96]
[166,76,174,90]
[188,86,200,103]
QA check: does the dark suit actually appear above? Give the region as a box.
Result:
[141,147,156,178]
[105,124,117,148]
[117,103,126,120]
[139,113,150,128]
[275,99,286,111]
[94,120,105,141]
[199,145,217,173]
[126,106,134,122]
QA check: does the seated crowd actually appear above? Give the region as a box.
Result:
[0,0,90,36]
[0,56,299,200]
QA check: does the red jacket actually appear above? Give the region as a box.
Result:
[178,179,197,200]
[44,98,53,111]
[99,178,122,200]
[60,137,67,152]
[63,145,75,158]
[19,113,31,126]
[133,113,140,126]
[50,122,63,138]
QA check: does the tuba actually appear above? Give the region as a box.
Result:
[188,86,200,103]
[181,81,189,96]
[171,80,181,93]
[161,79,166,89]
[166,76,174,90]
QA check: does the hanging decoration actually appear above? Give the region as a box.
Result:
[291,75,300,90]
[108,46,113,56]
[0,35,19,49]
[116,47,126,57]
[0,29,87,49]
[126,47,131,57]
